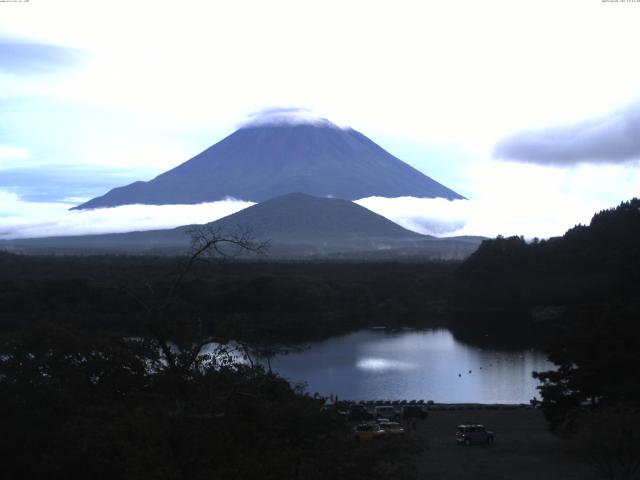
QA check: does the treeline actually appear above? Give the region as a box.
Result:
[454,198,640,305]
[0,253,456,343]
[450,198,640,346]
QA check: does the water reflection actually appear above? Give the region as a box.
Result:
[356,358,416,371]
[267,329,552,404]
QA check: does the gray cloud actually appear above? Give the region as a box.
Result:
[0,37,86,75]
[493,103,640,165]
[0,165,152,203]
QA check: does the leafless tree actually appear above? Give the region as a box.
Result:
[129,225,268,376]
[121,226,268,479]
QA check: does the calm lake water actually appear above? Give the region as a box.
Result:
[264,329,553,404]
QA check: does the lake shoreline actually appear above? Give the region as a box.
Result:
[334,401,537,409]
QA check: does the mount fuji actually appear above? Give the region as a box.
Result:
[73,110,464,210]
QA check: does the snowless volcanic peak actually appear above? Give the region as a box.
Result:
[73,109,464,209]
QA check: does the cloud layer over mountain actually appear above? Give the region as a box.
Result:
[0,191,253,240]
[239,107,341,129]
[0,188,609,242]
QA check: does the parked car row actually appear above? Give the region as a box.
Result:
[346,404,495,446]
[347,404,428,422]
[353,420,496,446]
[355,399,432,406]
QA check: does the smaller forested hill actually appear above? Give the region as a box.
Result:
[205,192,424,242]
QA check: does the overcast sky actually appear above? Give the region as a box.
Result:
[1,0,639,240]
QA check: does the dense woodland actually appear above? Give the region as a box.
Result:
[0,254,455,342]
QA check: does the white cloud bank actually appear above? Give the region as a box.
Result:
[0,191,254,240]
[0,193,595,242]
[2,159,638,241]
[359,160,640,239]
[0,191,618,243]
[357,196,596,239]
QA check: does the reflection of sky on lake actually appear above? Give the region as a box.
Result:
[356,358,415,371]
[268,329,552,403]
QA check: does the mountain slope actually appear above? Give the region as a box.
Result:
[73,119,463,209]
[208,192,424,242]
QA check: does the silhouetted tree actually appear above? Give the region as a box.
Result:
[533,302,640,430]
[127,225,267,376]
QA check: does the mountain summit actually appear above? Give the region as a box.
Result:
[73,111,463,209]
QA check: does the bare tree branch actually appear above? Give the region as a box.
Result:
[127,225,268,375]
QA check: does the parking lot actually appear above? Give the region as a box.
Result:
[411,407,596,480]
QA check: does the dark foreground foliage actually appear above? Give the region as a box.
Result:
[568,408,640,480]
[0,321,422,480]
[532,302,640,430]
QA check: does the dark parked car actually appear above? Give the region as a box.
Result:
[348,404,373,422]
[354,423,385,441]
[456,424,494,445]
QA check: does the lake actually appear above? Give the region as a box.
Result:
[264,329,552,404]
